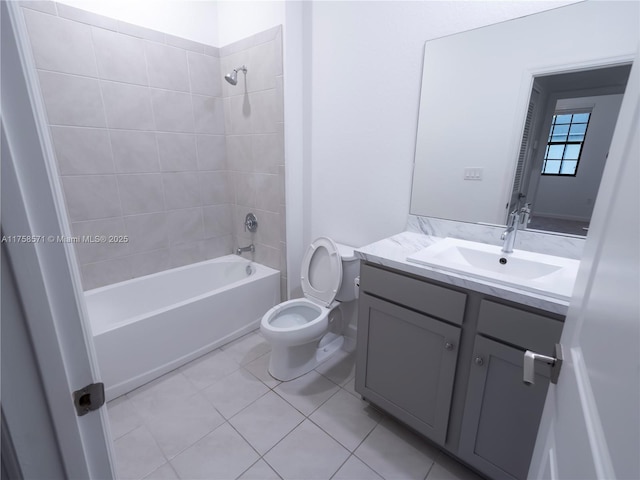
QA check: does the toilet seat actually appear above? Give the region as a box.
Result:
[300,237,343,308]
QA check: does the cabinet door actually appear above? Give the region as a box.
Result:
[355,294,461,445]
[459,335,551,480]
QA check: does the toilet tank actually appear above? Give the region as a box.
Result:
[335,243,360,302]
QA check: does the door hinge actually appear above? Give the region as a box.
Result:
[72,382,105,416]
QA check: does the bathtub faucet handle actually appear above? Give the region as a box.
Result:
[244,213,258,232]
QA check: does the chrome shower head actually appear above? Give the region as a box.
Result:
[225,65,247,86]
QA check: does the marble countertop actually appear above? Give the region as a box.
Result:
[355,231,571,316]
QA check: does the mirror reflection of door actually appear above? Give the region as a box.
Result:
[510,64,631,235]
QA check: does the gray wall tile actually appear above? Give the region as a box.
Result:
[193,95,225,134]
[71,217,129,264]
[81,257,131,290]
[165,34,205,54]
[117,174,165,215]
[38,71,106,127]
[187,52,221,97]
[203,235,233,259]
[162,172,202,209]
[50,126,115,175]
[248,40,277,92]
[101,81,155,130]
[24,9,97,77]
[204,45,220,57]
[62,175,121,221]
[166,208,204,245]
[196,135,227,171]
[227,94,251,134]
[56,3,119,31]
[156,133,197,172]
[250,90,279,134]
[124,212,170,253]
[252,133,283,174]
[170,241,206,268]
[29,17,284,289]
[92,27,148,85]
[145,41,190,92]
[151,89,194,133]
[19,1,57,15]
[200,171,232,205]
[228,135,252,172]
[128,249,171,278]
[110,130,160,173]
[117,20,165,43]
[203,204,233,239]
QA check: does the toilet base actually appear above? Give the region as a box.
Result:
[268,333,345,381]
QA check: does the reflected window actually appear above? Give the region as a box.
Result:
[541,111,591,175]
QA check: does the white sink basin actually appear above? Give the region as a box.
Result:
[406,237,580,300]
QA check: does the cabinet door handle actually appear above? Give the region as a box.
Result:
[474,356,484,366]
[444,342,454,351]
[523,344,563,385]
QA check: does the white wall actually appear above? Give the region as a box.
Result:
[216,1,284,46]
[307,1,582,249]
[55,0,219,45]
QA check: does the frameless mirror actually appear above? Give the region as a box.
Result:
[410,1,639,236]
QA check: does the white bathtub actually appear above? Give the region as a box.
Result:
[86,255,280,400]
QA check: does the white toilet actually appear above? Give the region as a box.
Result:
[260,237,359,381]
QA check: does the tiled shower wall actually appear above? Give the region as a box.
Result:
[20,2,285,291]
[220,31,286,299]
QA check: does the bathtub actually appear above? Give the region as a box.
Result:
[86,255,280,400]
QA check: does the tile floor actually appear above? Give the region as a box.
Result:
[107,331,484,480]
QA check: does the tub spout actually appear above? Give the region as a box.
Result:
[236,244,255,255]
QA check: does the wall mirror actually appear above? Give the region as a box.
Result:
[410,1,639,236]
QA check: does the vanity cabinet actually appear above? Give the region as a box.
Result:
[355,263,466,445]
[355,263,565,480]
[458,300,563,480]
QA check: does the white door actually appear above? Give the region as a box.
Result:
[529,49,640,480]
[1,2,115,478]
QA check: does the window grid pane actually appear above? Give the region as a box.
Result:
[542,111,591,176]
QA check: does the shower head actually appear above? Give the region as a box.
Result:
[224,65,247,86]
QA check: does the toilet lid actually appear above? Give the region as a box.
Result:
[301,237,343,307]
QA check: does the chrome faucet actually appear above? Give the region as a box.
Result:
[236,244,255,255]
[501,204,531,253]
[501,210,520,254]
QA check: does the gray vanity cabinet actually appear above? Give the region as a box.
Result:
[355,264,466,445]
[355,262,566,480]
[458,300,564,480]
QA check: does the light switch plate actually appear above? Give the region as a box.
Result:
[464,167,483,180]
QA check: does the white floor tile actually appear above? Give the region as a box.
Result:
[221,331,271,365]
[274,370,340,416]
[170,423,259,480]
[179,348,240,390]
[310,389,381,451]
[244,352,281,389]
[354,418,438,480]
[315,350,356,386]
[237,459,281,479]
[114,425,166,480]
[127,371,197,412]
[264,420,350,480]
[135,391,225,458]
[332,455,383,480]
[202,368,270,419]
[342,377,359,398]
[142,462,179,479]
[229,391,304,454]
[108,395,143,440]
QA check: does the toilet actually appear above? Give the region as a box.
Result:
[260,237,359,381]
